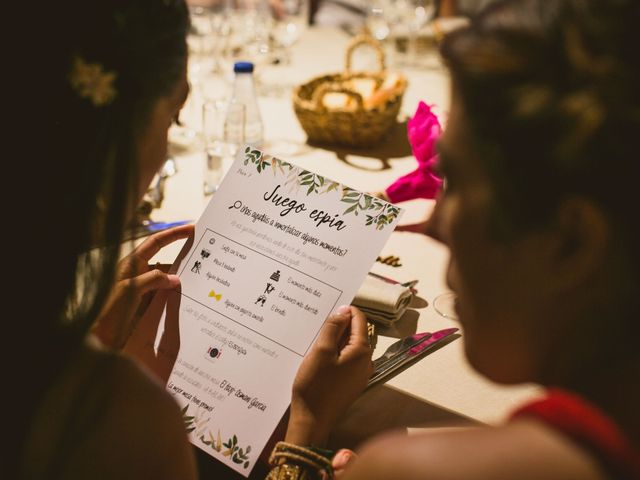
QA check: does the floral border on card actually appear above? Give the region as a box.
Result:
[243,147,400,230]
[182,404,253,469]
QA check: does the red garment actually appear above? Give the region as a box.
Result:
[511,389,640,479]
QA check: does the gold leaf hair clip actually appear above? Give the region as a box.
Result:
[69,56,117,107]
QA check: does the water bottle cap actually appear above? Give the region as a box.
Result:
[234,61,254,73]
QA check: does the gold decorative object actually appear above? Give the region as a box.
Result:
[68,56,117,107]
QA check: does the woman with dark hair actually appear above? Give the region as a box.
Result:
[13,0,195,477]
[279,0,640,478]
[11,0,372,478]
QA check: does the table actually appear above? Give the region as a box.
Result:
[149,25,540,451]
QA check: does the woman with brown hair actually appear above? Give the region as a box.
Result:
[283,0,640,478]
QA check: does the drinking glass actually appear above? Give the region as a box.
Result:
[202,99,245,195]
[168,6,218,150]
[366,1,391,42]
[433,292,458,320]
[217,9,271,87]
[390,0,436,67]
[407,0,436,66]
[272,0,309,64]
[188,6,217,78]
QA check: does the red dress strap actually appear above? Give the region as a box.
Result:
[511,389,640,479]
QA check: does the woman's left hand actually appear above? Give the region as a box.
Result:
[92,224,194,349]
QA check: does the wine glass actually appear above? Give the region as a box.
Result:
[366,0,391,42]
[169,6,217,150]
[392,0,435,67]
[217,5,273,86]
[433,292,458,321]
[272,0,309,65]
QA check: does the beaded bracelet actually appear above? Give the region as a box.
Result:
[267,441,334,480]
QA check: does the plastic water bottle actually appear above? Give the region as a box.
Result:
[225,61,263,148]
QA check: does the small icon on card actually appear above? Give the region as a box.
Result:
[270,270,281,282]
[205,346,222,363]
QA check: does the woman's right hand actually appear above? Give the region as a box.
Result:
[92,224,193,350]
[286,305,373,446]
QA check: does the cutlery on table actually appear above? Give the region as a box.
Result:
[367,271,419,292]
[368,328,459,387]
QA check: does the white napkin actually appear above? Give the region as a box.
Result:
[353,274,413,326]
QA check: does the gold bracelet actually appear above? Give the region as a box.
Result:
[266,463,322,480]
[267,442,333,480]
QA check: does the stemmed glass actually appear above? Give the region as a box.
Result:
[251,0,308,97]
[188,6,217,79]
[169,6,217,150]
[218,4,273,85]
[409,0,436,65]
[272,0,309,65]
[366,0,391,42]
[406,0,436,66]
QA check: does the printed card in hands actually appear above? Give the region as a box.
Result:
[166,147,402,475]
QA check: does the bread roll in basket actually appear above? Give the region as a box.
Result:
[293,34,407,148]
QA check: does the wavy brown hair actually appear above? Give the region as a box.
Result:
[441,0,640,295]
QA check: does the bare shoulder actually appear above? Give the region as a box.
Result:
[33,347,200,480]
[342,421,607,480]
[86,351,199,479]
[24,345,197,479]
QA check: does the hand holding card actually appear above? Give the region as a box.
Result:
[286,305,373,447]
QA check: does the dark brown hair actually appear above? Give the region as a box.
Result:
[439,1,640,457]
[441,0,640,249]
[11,0,189,476]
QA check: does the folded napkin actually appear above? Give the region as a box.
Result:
[353,274,414,326]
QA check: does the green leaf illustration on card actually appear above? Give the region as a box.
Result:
[244,146,270,172]
[367,204,401,230]
[182,404,196,433]
[182,403,251,467]
[196,428,252,468]
[323,181,340,193]
[269,156,290,176]
[298,170,324,195]
[242,150,400,229]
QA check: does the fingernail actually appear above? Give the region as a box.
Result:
[335,305,351,315]
[333,449,355,468]
[168,274,180,287]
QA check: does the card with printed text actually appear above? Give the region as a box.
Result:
[166,148,402,475]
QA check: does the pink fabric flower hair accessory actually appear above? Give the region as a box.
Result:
[384,101,443,203]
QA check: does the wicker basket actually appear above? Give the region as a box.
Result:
[293,34,407,148]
